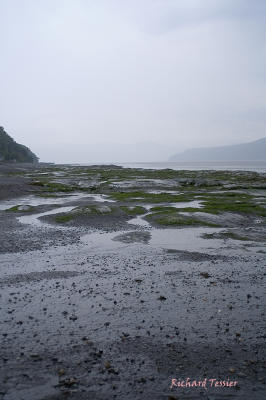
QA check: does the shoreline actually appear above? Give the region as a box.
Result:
[0,163,265,399]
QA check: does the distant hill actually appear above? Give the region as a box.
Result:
[169,138,266,161]
[0,127,38,163]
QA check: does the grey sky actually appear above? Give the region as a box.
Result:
[0,0,266,162]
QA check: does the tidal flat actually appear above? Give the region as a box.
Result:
[0,163,266,399]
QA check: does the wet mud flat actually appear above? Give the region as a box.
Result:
[0,163,266,399]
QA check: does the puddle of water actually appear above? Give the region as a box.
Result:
[146,190,180,194]
[141,200,202,210]
[110,179,178,188]
[171,200,202,208]
[149,228,223,252]
[113,231,151,244]
[81,231,127,252]
[18,206,76,227]
[127,200,202,228]
[81,227,226,254]
[0,193,82,210]
[128,214,151,227]
[0,193,114,211]
[92,194,115,203]
[15,192,115,228]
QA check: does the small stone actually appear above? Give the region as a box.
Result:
[58,369,65,376]
[30,354,40,358]
[60,378,78,387]
[200,272,211,279]
[104,361,111,369]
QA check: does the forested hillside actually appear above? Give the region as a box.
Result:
[0,127,38,163]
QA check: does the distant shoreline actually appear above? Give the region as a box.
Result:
[77,160,266,173]
[1,160,266,173]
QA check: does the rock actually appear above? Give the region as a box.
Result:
[18,205,31,211]
[59,378,78,387]
[139,377,146,383]
[96,206,111,213]
[158,296,167,301]
[104,361,111,369]
[58,369,65,376]
[200,272,211,278]
[30,353,42,361]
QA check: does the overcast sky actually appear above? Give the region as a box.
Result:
[0,0,266,162]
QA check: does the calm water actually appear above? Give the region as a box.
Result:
[116,161,266,173]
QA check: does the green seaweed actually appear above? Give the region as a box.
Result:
[54,205,115,223]
[6,205,33,212]
[146,211,220,227]
[55,214,74,223]
[120,206,146,215]
[199,197,266,217]
[110,191,193,203]
[202,232,251,241]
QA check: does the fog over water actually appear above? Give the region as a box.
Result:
[1,0,266,163]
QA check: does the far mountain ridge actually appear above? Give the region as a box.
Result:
[169,138,266,162]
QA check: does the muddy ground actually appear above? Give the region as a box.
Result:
[0,163,266,400]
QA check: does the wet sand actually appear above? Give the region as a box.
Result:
[0,163,265,399]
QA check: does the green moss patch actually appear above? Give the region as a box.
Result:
[110,191,193,203]
[120,206,146,215]
[149,206,177,212]
[6,205,34,212]
[55,214,74,223]
[146,211,220,227]
[199,195,266,217]
[31,181,91,193]
[54,205,115,223]
[202,232,251,241]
